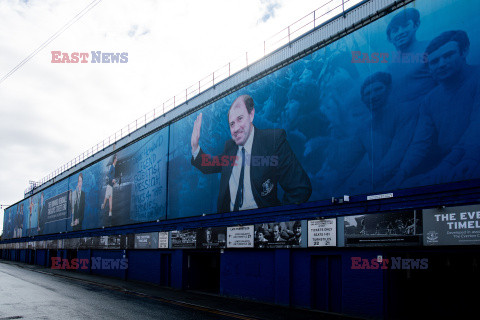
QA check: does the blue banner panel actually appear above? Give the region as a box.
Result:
[66,127,168,230]
[167,0,480,219]
[37,179,69,235]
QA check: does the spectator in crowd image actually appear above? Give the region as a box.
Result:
[71,173,85,231]
[271,224,286,242]
[256,228,269,248]
[101,154,117,217]
[191,94,311,213]
[386,8,436,106]
[389,30,480,186]
[287,221,302,246]
[338,72,418,191]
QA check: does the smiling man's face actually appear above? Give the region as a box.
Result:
[228,100,254,146]
[389,19,418,51]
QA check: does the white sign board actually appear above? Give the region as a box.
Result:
[308,219,337,247]
[227,226,254,248]
[158,232,169,249]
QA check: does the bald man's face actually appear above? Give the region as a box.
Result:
[228,100,254,146]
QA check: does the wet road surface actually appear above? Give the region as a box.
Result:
[0,262,239,320]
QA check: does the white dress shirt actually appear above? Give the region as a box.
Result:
[192,128,258,212]
[229,128,258,211]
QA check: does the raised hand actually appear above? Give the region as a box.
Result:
[191,113,202,154]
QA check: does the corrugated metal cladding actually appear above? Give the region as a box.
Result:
[25,0,404,198]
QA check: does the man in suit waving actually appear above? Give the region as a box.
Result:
[191,94,311,213]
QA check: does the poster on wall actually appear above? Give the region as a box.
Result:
[344,211,422,246]
[423,205,480,246]
[107,235,122,249]
[308,219,337,247]
[170,230,197,249]
[227,226,254,248]
[134,232,159,249]
[158,232,169,249]
[196,227,227,249]
[254,221,306,248]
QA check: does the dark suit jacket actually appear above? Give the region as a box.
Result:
[72,191,85,231]
[192,128,311,213]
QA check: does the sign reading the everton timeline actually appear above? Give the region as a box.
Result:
[423,205,480,246]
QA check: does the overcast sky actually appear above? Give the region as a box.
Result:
[0,0,360,234]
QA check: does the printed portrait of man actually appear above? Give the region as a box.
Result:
[191,94,311,213]
[71,173,86,231]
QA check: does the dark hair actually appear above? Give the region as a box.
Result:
[387,8,420,40]
[425,30,470,55]
[360,72,392,97]
[228,95,254,118]
[293,221,301,229]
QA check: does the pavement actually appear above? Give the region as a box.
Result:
[1,259,364,320]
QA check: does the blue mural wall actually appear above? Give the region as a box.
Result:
[3,0,480,237]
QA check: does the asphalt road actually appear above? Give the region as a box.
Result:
[0,262,235,320]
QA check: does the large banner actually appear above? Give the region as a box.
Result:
[167,0,480,219]
[4,0,480,238]
[65,128,168,231]
[423,205,480,246]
